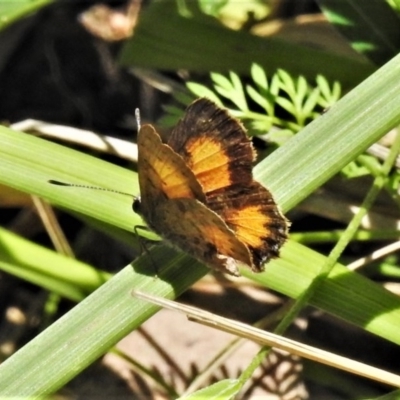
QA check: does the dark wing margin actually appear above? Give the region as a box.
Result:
[207,182,289,271]
[167,98,255,194]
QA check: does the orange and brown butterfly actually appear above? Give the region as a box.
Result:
[133,98,289,276]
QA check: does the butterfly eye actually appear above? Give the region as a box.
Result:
[132,197,142,214]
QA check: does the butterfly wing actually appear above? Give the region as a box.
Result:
[136,123,253,274]
[168,98,289,271]
[167,98,255,194]
[154,198,252,276]
[136,124,205,223]
[207,182,289,270]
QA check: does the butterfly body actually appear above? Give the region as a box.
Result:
[134,98,288,276]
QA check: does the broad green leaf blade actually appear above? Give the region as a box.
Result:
[0,246,208,397]
[317,0,400,65]
[180,379,241,399]
[0,227,110,301]
[0,124,141,233]
[0,0,52,31]
[257,51,400,211]
[2,51,400,396]
[246,241,400,339]
[119,1,375,87]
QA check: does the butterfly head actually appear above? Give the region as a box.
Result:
[132,196,142,214]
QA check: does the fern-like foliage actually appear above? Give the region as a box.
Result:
[162,64,341,145]
[161,64,400,181]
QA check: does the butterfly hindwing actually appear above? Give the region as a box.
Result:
[207,182,288,271]
[153,198,252,276]
[167,98,289,271]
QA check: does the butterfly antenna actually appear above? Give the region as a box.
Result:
[135,108,141,132]
[48,180,133,197]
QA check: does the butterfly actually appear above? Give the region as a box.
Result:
[133,98,289,276]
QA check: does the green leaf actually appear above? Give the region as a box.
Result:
[277,69,296,98]
[0,227,110,301]
[186,82,222,105]
[246,84,272,114]
[270,73,282,96]
[250,63,268,89]
[0,0,52,31]
[275,96,296,116]
[316,75,342,108]
[302,87,321,119]
[229,71,248,111]
[180,379,240,399]
[211,72,234,91]
[317,0,400,65]
[198,0,228,16]
[295,75,309,107]
[119,1,375,87]
[2,49,400,396]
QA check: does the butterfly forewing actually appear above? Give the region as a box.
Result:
[167,99,255,194]
[137,125,205,209]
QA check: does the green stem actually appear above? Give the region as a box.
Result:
[291,229,400,244]
[238,128,400,387]
[278,128,400,334]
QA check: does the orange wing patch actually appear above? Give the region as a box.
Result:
[228,205,274,247]
[168,100,255,195]
[134,98,289,276]
[137,125,204,204]
[184,136,232,191]
[207,182,288,270]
